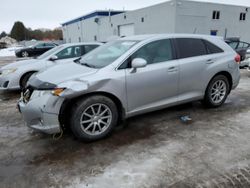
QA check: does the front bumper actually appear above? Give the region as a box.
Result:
[18,92,65,134]
[0,74,20,90]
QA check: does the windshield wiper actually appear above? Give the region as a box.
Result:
[81,62,96,68]
[74,57,82,64]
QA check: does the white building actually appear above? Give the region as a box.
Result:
[62,0,250,43]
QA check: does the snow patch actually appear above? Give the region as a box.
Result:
[0,47,23,57]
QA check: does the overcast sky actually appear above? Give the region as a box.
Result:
[1,0,250,33]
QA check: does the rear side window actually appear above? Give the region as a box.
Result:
[175,38,207,59]
[83,45,99,55]
[227,42,238,49]
[45,43,56,47]
[203,40,224,54]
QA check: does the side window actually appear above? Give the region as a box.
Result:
[45,43,56,47]
[35,43,45,48]
[83,45,99,55]
[237,42,249,49]
[203,40,224,54]
[74,46,81,57]
[228,42,238,49]
[133,39,173,64]
[176,38,207,58]
[237,42,244,49]
[119,39,174,69]
[244,43,250,48]
[56,46,81,59]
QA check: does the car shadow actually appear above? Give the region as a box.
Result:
[0,90,21,101]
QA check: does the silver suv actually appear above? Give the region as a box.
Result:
[18,34,241,142]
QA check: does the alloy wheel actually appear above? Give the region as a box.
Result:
[80,103,112,136]
[210,80,227,104]
[22,51,28,57]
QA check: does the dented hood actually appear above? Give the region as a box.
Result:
[34,62,98,85]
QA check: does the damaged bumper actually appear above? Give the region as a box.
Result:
[18,91,65,134]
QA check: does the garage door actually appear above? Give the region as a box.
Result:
[119,24,135,37]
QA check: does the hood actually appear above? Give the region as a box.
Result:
[34,62,98,85]
[1,59,42,70]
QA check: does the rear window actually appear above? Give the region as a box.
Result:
[175,38,207,59]
[203,40,224,54]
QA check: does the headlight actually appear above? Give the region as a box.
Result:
[30,90,51,100]
[1,68,17,75]
[51,88,65,96]
[30,88,66,100]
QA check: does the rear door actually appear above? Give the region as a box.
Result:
[175,38,213,101]
[124,39,179,114]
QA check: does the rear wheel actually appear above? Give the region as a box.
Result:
[203,75,230,108]
[20,72,34,89]
[21,51,29,57]
[70,95,118,142]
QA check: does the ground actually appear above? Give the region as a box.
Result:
[0,57,250,188]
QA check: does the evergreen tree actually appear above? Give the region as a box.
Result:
[0,31,7,39]
[10,21,27,41]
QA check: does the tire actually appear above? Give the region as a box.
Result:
[20,72,34,89]
[21,51,29,57]
[203,75,230,108]
[70,95,118,142]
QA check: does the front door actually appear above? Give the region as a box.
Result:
[125,39,179,114]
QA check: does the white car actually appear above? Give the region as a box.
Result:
[0,42,102,90]
[240,48,250,68]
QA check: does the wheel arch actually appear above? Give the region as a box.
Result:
[207,71,233,93]
[59,91,126,129]
[19,71,37,87]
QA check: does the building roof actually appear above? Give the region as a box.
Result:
[61,10,125,26]
[185,0,250,7]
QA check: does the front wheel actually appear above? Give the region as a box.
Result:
[203,75,230,108]
[20,72,34,89]
[70,95,118,142]
[21,51,29,57]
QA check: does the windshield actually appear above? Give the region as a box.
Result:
[37,45,64,60]
[79,40,138,68]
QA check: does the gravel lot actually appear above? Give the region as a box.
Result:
[1,57,250,188]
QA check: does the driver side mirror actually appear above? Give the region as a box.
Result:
[131,58,147,68]
[130,58,147,73]
[49,55,58,61]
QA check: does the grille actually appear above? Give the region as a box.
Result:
[22,88,34,103]
[3,81,9,88]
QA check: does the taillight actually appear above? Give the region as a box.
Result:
[235,54,241,64]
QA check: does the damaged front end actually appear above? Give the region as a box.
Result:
[18,78,67,134]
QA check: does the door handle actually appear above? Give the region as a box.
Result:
[206,59,214,64]
[168,67,177,72]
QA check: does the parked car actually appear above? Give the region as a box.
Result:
[18,34,240,142]
[240,48,250,68]
[225,37,250,68]
[0,42,102,90]
[15,42,58,57]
